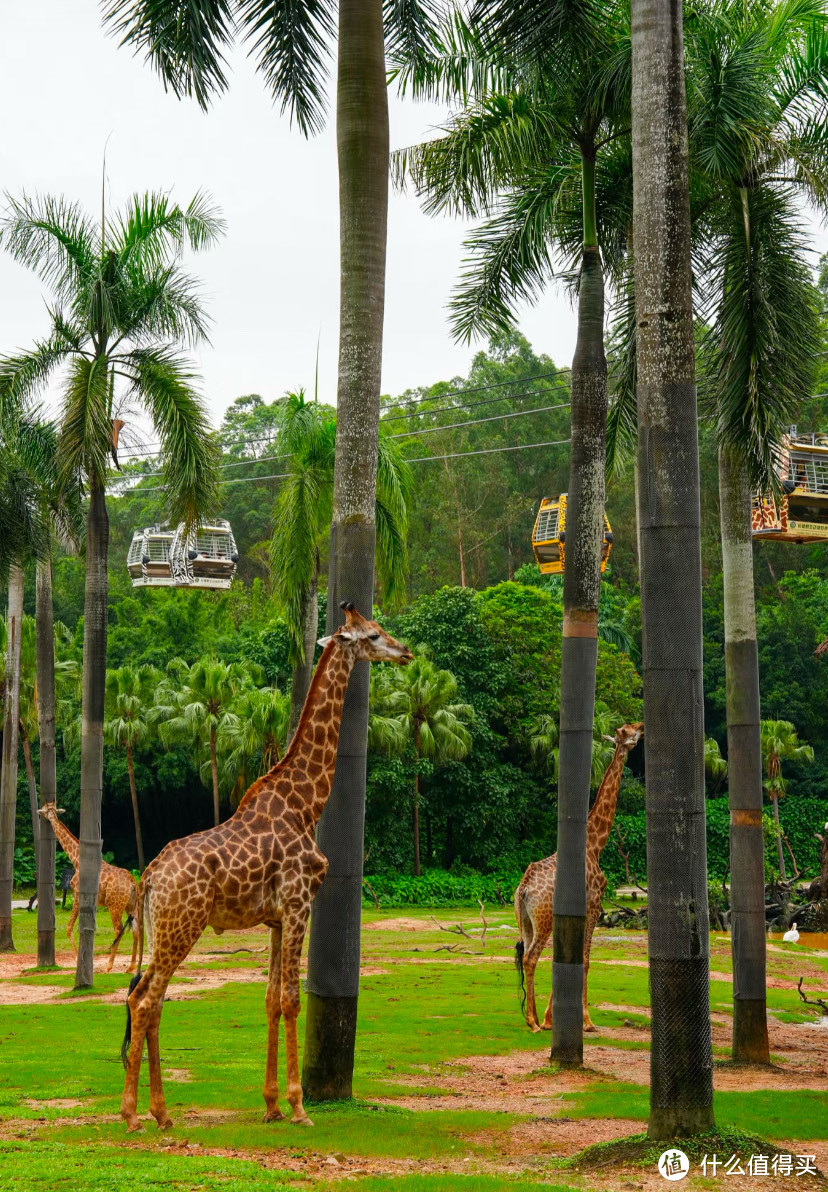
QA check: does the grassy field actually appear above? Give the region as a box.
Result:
[1,904,827,1190]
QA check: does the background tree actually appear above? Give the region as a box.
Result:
[631,0,715,1138]
[370,652,473,874]
[760,719,814,880]
[218,685,291,805]
[0,188,222,987]
[104,665,162,871]
[156,658,260,827]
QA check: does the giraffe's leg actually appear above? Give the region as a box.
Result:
[522,943,545,1032]
[146,1000,173,1130]
[121,967,168,1132]
[66,879,79,953]
[126,916,139,974]
[582,903,601,1033]
[281,910,312,1126]
[106,904,126,973]
[263,924,284,1122]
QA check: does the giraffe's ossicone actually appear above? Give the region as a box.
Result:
[513,722,643,1033]
[119,604,412,1132]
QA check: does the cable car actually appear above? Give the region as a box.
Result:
[127,520,239,589]
[531,494,612,575]
[752,431,828,544]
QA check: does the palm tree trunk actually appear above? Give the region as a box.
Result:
[210,729,220,827]
[631,0,715,1138]
[550,148,607,1068]
[22,733,39,859]
[772,793,786,880]
[413,727,422,877]
[303,0,389,1104]
[75,481,109,989]
[289,573,318,737]
[719,449,768,1063]
[36,556,57,966]
[0,564,25,952]
[125,744,145,872]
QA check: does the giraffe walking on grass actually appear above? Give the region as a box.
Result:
[119,604,412,1133]
[37,803,139,972]
[514,722,644,1032]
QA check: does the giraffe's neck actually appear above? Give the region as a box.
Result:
[246,640,356,825]
[587,748,628,860]
[48,816,80,868]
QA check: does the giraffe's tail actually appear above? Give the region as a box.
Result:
[514,939,527,1015]
[121,880,150,1068]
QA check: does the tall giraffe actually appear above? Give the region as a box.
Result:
[37,804,139,972]
[119,604,413,1133]
[514,722,644,1032]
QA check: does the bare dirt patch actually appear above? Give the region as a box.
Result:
[364,917,436,932]
[22,1098,85,1109]
[163,1069,193,1083]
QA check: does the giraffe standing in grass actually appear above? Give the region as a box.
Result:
[514,722,644,1032]
[37,803,139,972]
[119,604,413,1133]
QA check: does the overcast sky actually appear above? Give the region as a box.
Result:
[0,2,582,435]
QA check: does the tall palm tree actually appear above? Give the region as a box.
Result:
[104,665,162,872]
[396,0,631,1064]
[218,685,291,805]
[689,0,828,1065]
[155,658,260,827]
[631,0,715,1139]
[760,720,814,880]
[272,389,412,734]
[102,2,442,1092]
[0,189,223,987]
[370,652,473,874]
[0,563,24,953]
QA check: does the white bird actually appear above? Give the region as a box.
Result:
[783,922,800,944]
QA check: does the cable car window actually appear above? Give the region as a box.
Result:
[535,541,560,565]
[127,537,143,565]
[533,506,559,544]
[147,537,172,562]
[788,495,828,525]
[789,451,828,494]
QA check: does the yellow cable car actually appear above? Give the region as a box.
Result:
[531,494,613,575]
[752,432,828,544]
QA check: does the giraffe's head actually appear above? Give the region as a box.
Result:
[613,723,644,753]
[319,602,413,665]
[37,802,66,825]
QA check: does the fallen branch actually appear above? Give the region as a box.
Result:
[797,977,828,1017]
[203,947,268,955]
[363,879,380,911]
[478,900,488,948]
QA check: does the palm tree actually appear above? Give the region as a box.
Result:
[370,652,473,875]
[396,0,631,1065]
[704,737,727,797]
[0,189,222,987]
[218,686,291,805]
[530,701,623,791]
[689,0,828,1065]
[155,659,259,827]
[0,562,24,953]
[631,0,714,1139]
[272,389,412,734]
[104,665,162,871]
[760,720,814,881]
[102,2,443,1091]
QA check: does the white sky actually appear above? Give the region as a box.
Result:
[0,2,578,433]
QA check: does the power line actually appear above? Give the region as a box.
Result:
[405,437,571,463]
[109,471,292,496]
[391,400,571,440]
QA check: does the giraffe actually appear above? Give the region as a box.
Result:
[37,803,139,972]
[119,603,413,1133]
[514,722,644,1032]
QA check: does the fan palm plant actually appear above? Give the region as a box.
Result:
[102,0,443,1095]
[272,389,412,733]
[104,665,163,871]
[218,686,291,805]
[369,652,473,875]
[760,720,814,880]
[396,0,632,1065]
[155,658,261,827]
[0,188,222,986]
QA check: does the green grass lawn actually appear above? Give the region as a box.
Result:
[2,905,826,1191]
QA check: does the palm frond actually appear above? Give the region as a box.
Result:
[102,0,235,112]
[56,356,112,489]
[605,259,637,479]
[0,193,97,301]
[271,465,329,660]
[238,0,335,137]
[114,189,226,269]
[0,335,73,420]
[389,7,514,104]
[125,345,220,528]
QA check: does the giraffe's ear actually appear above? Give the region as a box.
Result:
[317,635,333,648]
[602,735,615,743]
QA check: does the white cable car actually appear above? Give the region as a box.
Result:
[127,520,239,589]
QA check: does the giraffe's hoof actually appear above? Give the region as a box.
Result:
[263,1109,285,1123]
[290,1113,314,1127]
[584,1024,598,1034]
[529,1024,542,1034]
[540,1023,553,1031]
[156,1116,174,1131]
[123,1118,143,1134]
